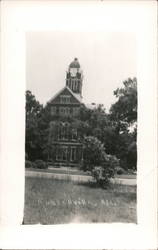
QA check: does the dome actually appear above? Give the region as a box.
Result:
[69,58,80,68]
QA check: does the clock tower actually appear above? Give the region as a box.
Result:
[66,58,83,98]
[48,58,84,167]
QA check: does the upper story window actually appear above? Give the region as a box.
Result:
[71,128,78,140]
[51,106,57,115]
[59,107,70,116]
[58,122,70,141]
[60,95,71,104]
[73,107,79,116]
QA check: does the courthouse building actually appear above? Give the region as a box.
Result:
[48,58,84,167]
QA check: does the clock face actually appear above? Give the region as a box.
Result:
[70,68,77,77]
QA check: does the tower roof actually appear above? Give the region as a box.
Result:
[69,58,80,68]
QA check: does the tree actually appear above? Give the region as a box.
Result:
[26,90,42,117]
[126,141,137,170]
[82,136,105,171]
[83,136,119,188]
[25,90,43,160]
[110,77,137,132]
[25,76,137,171]
[109,78,137,170]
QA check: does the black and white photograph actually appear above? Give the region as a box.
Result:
[24,31,137,225]
[0,1,157,249]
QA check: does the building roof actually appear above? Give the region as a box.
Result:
[69,58,80,68]
[48,86,82,104]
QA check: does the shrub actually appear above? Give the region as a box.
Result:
[34,160,48,169]
[25,160,33,168]
[82,136,105,171]
[92,154,119,188]
[31,162,37,168]
[115,167,125,175]
[83,136,120,188]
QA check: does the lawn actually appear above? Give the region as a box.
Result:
[24,177,136,224]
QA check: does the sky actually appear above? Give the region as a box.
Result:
[26,31,137,111]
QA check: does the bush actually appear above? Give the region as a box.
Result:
[82,136,105,171]
[25,160,33,168]
[34,160,48,169]
[92,154,119,188]
[83,136,120,188]
[115,167,125,175]
[31,162,37,168]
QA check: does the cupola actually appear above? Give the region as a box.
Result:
[69,58,80,69]
[66,58,83,98]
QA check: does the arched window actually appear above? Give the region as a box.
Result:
[65,122,69,140]
[70,147,77,161]
[58,122,70,140]
[58,122,63,140]
[56,146,68,161]
[72,127,77,140]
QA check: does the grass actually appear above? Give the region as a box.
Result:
[24,177,136,224]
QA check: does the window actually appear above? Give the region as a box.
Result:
[62,147,68,161]
[70,147,77,161]
[56,146,68,161]
[58,122,70,140]
[59,107,70,116]
[51,106,56,115]
[59,107,63,115]
[56,147,61,160]
[72,128,77,140]
[73,107,79,116]
[60,95,71,104]
[65,107,70,115]
[65,123,69,140]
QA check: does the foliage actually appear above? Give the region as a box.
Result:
[26,91,53,161]
[79,104,110,133]
[79,93,137,170]
[126,141,137,170]
[26,90,42,117]
[92,154,119,188]
[25,77,137,170]
[115,167,126,175]
[25,160,33,168]
[82,136,119,188]
[25,91,43,161]
[34,160,48,169]
[110,77,137,131]
[82,136,105,171]
[108,78,137,169]
[92,167,110,188]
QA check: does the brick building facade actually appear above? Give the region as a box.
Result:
[48,58,84,166]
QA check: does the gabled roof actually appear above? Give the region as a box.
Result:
[67,87,82,103]
[48,86,82,104]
